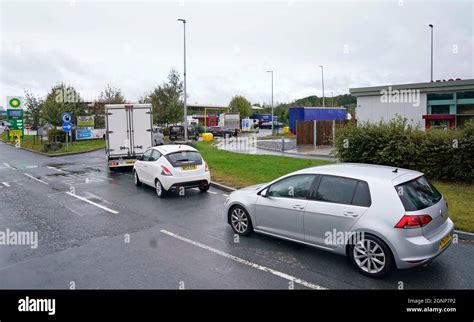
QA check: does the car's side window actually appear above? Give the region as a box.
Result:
[150,150,161,161]
[313,175,358,205]
[142,149,153,161]
[267,175,316,199]
[352,181,372,207]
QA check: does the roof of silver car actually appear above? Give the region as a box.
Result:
[297,163,423,183]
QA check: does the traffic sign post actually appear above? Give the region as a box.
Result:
[62,120,72,149]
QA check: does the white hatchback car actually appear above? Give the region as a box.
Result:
[133,145,211,198]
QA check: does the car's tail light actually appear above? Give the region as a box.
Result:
[395,214,432,229]
[161,165,173,176]
[204,162,209,172]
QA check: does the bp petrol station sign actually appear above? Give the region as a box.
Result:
[6,96,24,140]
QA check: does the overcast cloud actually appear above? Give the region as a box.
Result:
[1,0,473,108]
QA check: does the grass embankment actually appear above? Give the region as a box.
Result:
[196,141,332,187]
[196,141,474,233]
[433,181,474,233]
[1,133,105,154]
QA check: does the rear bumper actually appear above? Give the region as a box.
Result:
[160,173,211,191]
[108,158,136,168]
[395,218,454,269]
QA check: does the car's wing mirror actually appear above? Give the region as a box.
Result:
[259,188,269,197]
[137,155,143,161]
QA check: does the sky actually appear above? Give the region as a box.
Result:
[0,0,473,108]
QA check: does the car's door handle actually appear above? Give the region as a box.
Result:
[343,211,358,217]
[292,205,305,210]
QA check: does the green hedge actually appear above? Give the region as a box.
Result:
[334,118,474,183]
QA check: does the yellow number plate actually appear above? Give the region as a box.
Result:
[125,160,136,164]
[181,165,197,170]
[439,234,452,250]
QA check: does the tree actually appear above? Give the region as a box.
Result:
[142,69,184,124]
[41,83,87,126]
[228,95,252,118]
[99,85,126,104]
[24,90,43,128]
[92,85,126,128]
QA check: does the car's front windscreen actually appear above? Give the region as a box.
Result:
[395,176,442,211]
[165,151,203,167]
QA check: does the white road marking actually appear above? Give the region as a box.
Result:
[208,191,218,194]
[47,166,64,172]
[25,165,38,169]
[160,229,326,290]
[23,173,49,185]
[3,162,15,169]
[2,182,10,187]
[65,192,119,214]
[222,194,229,197]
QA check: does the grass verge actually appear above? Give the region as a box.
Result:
[195,141,333,187]
[1,133,105,154]
[196,141,474,233]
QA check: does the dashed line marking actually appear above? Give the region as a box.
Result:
[65,192,119,214]
[2,182,10,187]
[23,173,49,185]
[160,229,326,290]
[208,191,218,194]
[222,194,229,197]
[3,162,15,169]
[47,166,64,172]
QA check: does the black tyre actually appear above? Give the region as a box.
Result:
[199,184,210,192]
[348,234,394,278]
[229,206,253,236]
[134,170,141,186]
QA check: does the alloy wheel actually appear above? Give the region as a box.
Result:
[231,208,248,234]
[353,239,386,274]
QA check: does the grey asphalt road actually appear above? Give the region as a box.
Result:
[0,141,473,290]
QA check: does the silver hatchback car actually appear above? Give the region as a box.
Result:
[224,163,454,278]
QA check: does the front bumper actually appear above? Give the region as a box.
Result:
[395,218,455,269]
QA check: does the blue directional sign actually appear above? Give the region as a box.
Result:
[61,112,72,123]
[62,121,72,132]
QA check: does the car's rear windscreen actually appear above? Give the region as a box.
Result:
[165,151,203,167]
[395,176,442,211]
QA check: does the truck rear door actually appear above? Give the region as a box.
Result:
[106,105,129,158]
[130,105,153,155]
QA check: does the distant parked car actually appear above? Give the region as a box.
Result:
[260,121,283,129]
[169,125,199,141]
[206,126,235,138]
[224,163,454,278]
[133,145,211,198]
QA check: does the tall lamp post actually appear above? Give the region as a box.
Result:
[266,70,274,135]
[429,24,434,82]
[319,65,325,107]
[178,18,188,141]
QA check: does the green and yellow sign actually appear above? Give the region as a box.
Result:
[77,115,94,127]
[7,96,23,109]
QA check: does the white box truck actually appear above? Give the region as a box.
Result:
[105,103,153,169]
[218,113,240,131]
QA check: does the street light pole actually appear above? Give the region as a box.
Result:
[429,24,434,82]
[266,70,274,135]
[178,18,188,142]
[319,65,325,107]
